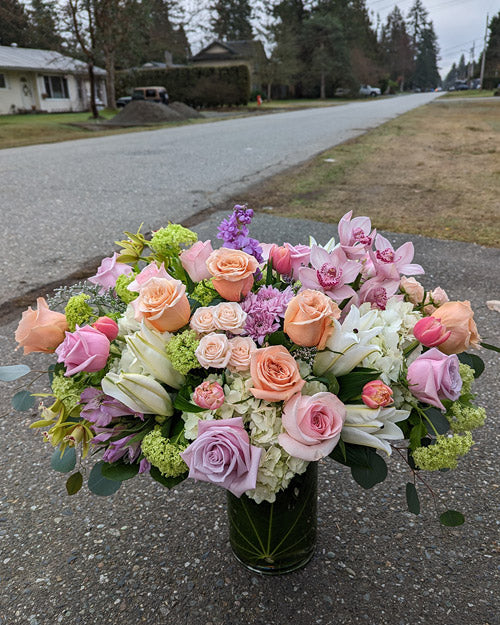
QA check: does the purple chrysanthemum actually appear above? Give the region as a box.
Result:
[244,309,281,345]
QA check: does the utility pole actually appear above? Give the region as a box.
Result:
[479,14,489,89]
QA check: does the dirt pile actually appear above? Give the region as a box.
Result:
[108,100,183,126]
[169,101,203,119]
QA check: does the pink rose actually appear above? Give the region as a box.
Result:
[55,325,110,376]
[423,286,449,314]
[400,276,425,304]
[212,302,247,334]
[284,243,311,280]
[278,392,346,461]
[406,348,462,411]
[269,244,292,275]
[228,336,257,372]
[88,253,132,295]
[413,317,451,347]
[361,380,394,409]
[180,417,262,496]
[180,240,213,282]
[127,262,170,293]
[193,381,225,410]
[92,316,119,341]
[190,307,216,334]
[195,333,232,369]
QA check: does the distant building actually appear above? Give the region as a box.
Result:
[0,44,106,115]
[190,40,267,91]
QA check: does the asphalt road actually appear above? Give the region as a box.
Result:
[0,92,439,308]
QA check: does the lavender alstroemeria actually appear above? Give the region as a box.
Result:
[370,234,424,281]
[80,387,144,427]
[101,434,142,464]
[299,245,361,303]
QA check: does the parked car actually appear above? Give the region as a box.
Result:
[359,84,381,97]
[453,81,469,91]
[132,86,169,105]
[116,95,132,108]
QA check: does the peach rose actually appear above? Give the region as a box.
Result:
[284,289,340,350]
[15,297,68,354]
[228,336,257,372]
[190,307,216,335]
[213,302,247,334]
[195,332,233,369]
[249,345,305,402]
[400,276,425,305]
[206,248,259,301]
[431,301,481,355]
[133,277,190,332]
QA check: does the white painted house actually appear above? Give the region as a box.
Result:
[0,44,107,115]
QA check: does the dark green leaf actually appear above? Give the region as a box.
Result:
[11,390,36,412]
[405,482,420,515]
[267,331,291,348]
[47,364,57,385]
[0,364,31,382]
[174,394,205,413]
[101,461,139,481]
[480,341,500,353]
[66,471,83,495]
[351,452,388,489]
[265,258,273,285]
[51,447,77,473]
[409,420,427,451]
[336,369,380,402]
[330,442,374,468]
[439,510,465,526]
[424,407,450,435]
[337,438,347,462]
[150,465,187,488]
[457,352,485,378]
[88,461,121,496]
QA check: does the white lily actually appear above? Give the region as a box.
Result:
[341,404,409,455]
[313,306,383,377]
[125,323,184,389]
[102,372,173,416]
[309,235,337,253]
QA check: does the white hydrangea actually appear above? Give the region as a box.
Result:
[302,380,328,396]
[246,446,308,504]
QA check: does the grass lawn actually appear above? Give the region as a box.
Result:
[233,98,500,248]
[440,89,496,98]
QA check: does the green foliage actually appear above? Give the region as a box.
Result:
[440,510,465,527]
[88,461,122,496]
[51,446,76,473]
[0,364,31,382]
[457,353,485,378]
[405,482,420,514]
[101,461,140,481]
[336,368,380,402]
[66,471,83,495]
[212,0,253,40]
[149,465,187,488]
[330,442,388,489]
[11,390,35,412]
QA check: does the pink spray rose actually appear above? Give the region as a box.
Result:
[193,381,225,410]
[413,317,451,348]
[361,380,394,409]
[278,392,346,461]
[179,240,213,282]
[127,262,170,293]
[195,333,233,369]
[88,253,132,295]
[423,286,449,314]
[400,276,425,304]
[55,325,110,376]
[269,244,292,276]
[92,316,119,341]
[406,348,462,411]
[180,417,262,497]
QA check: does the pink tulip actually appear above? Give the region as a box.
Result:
[269,244,292,276]
[413,317,451,347]
[361,380,394,409]
[92,316,119,341]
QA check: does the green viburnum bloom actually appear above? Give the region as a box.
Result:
[141,429,188,478]
[191,279,218,306]
[65,294,93,331]
[114,273,138,304]
[165,330,200,375]
[447,403,486,433]
[51,371,85,415]
[412,432,473,471]
[459,363,475,396]
[150,224,198,257]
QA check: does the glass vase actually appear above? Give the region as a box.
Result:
[226,462,318,575]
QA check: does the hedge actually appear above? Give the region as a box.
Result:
[115,64,251,107]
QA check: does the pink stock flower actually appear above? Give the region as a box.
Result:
[284,243,311,280]
[406,348,462,411]
[338,211,376,259]
[269,244,292,275]
[413,317,451,347]
[193,381,225,410]
[361,380,394,409]
[180,417,262,497]
[92,316,119,341]
[356,276,400,310]
[127,262,170,293]
[179,240,213,282]
[370,235,424,281]
[55,325,110,376]
[299,245,360,303]
[88,253,132,295]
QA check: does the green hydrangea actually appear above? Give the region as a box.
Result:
[165,330,200,375]
[191,279,218,306]
[459,363,475,396]
[141,430,188,477]
[412,433,473,471]
[65,294,93,331]
[150,224,198,257]
[51,371,85,415]
[447,402,486,433]
[115,273,138,304]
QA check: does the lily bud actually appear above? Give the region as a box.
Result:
[102,372,173,416]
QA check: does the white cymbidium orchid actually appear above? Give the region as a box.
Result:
[102,372,173,416]
[313,306,383,377]
[341,404,409,455]
[308,235,337,253]
[125,322,184,389]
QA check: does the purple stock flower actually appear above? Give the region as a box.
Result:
[80,387,143,427]
[234,204,254,224]
[217,205,263,264]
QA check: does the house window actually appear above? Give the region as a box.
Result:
[0,74,6,89]
[43,75,69,99]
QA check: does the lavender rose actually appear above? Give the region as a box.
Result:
[180,417,262,497]
[56,325,110,376]
[88,252,132,295]
[406,348,462,411]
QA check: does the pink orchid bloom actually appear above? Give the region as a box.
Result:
[338,211,376,260]
[370,235,424,281]
[299,245,361,302]
[127,261,171,293]
[356,276,401,310]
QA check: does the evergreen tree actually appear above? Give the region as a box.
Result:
[484,12,500,84]
[457,53,466,80]
[407,0,429,50]
[412,22,440,90]
[140,0,191,64]
[444,62,457,89]
[0,0,29,46]
[211,0,253,41]
[380,6,414,91]
[27,0,65,51]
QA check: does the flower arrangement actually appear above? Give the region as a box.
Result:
[3,207,495,535]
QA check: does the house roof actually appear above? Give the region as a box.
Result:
[0,45,106,75]
[191,40,266,63]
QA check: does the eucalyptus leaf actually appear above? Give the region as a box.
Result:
[351,452,388,489]
[51,447,77,473]
[457,352,485,378]
[424,407,450,435]
[0,364,31,382]
[439,510,465,526]
[405,482,420,515]
[12,390,36,412]
[66,471,83,495]
[101,461,139,482]
[88,461,121,496]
